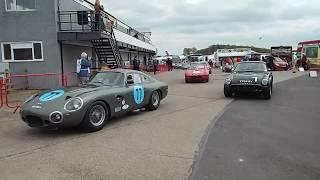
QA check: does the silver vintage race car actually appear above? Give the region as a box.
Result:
[20,69,168,132]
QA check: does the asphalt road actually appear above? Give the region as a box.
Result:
[190,75,320,180]
[0,70,307,180]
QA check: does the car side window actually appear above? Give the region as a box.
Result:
[133,73,142,84]
[141,74,152,83]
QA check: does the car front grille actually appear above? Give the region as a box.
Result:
[231,85,263,92]
[23,115,44,127]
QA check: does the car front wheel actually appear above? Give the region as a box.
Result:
[81,101,109,132]
[263,85,272,99]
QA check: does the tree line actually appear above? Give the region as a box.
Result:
[183,45,270,55]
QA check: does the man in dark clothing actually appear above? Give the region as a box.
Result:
[301,53,308,70]
[133,56,140,71]
[208,60,213,68]
[153,59,158,75]
[167,58,173,71]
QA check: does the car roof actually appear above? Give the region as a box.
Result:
[239,61,266,64]
[97,69,141,74]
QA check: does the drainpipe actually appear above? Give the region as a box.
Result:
[59,43,65,87]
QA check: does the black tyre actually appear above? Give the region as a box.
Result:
[147,91,161,111]
[80,101,109,132]
[263,85,272,99]
[224,87,232,98]
[185,79,189,83]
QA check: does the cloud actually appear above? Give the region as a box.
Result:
[103,0,320,55]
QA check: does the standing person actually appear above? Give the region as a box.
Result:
[301,53,307,70]
[153,58,158,75]
[208,60,213,68]
[133,56,140,71]
[77,52,91,85]
[292,53,298,73]
[94,0,105,31]
[166,58,170,71]
[168,58,173,71]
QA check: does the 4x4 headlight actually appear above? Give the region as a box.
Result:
[64,97,83,112]
[225,78,232,85]
[262,78,269,86]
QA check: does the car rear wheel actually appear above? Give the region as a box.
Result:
[81,101,109,132]
[147,91,161,111]
[224,87,232,98]
[185,79,189,83]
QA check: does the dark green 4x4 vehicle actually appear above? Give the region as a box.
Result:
[224,61,273,99]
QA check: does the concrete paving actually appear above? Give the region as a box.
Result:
[0,69,307,180]
[190,75,320,180]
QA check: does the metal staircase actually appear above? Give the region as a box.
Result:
[92,28,123,68]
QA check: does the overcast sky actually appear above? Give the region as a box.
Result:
[102,0,320,55]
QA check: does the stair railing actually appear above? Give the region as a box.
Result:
[109,27,123,68]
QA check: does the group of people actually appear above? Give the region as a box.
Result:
[133,56,159,75]
[292,53,308,73]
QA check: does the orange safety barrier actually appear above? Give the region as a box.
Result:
[3,73,68,113]
[0,78,3,109]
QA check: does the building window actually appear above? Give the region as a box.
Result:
[5,0,36,11]
[1,42,44,62]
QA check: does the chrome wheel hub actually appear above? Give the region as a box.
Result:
[152,92,160,106]
[89,105,106,127]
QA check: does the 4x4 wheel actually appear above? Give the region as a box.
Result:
[263,85,272,99]
[224,87,232,98]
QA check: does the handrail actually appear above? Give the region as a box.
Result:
[107,27,123,67]
[57,10,151,44]
[77,0,151,42]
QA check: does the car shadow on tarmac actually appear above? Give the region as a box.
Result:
[21,107,163,138]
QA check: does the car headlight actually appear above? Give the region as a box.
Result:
[262,78,269,86]
[24,94,37,104]
[64,97,83,112]
[225,78,232,85]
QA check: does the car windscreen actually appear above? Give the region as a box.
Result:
[235,63,267,72]
[89,72,124,86]
[189,65,206,70]
[274,57,284,62]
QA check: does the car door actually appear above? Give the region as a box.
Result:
[139,73,155,106]
[122,73,146,110]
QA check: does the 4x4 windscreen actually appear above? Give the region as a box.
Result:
[235,63,267,72]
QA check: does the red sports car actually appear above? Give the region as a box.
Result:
[185,64,210,83]
[265,56,289,71]
[273,57,289,71]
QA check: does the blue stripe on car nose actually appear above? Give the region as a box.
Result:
[39,90,65,102]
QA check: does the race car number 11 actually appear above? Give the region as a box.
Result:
[133,86,144,104]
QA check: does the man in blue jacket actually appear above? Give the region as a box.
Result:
[77,52,92,85]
